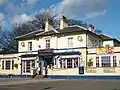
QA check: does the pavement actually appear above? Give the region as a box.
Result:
[0,78,120,90]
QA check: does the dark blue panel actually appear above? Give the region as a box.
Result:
[21,54,38,57]
[47,75,120,79]
[54,51,81,55]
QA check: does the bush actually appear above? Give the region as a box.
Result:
[14,63,18,69]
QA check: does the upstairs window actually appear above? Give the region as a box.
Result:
[28,42,32,51]
[46,40,50,49]
[68,37,73,47]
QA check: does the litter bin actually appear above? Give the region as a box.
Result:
[79,67,84,74]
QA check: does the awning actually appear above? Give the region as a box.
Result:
[20,51,81,58]
[54,51,81,55]
[20,54,38,58]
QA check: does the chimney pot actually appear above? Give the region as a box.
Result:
[45,18,53,32]
[88,24,95,32]
[60,16,68,30]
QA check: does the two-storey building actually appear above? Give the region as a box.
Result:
[1,16,120,78]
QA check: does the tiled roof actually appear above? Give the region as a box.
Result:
[98,34,113,40]
[16,26,101,40]
[15,29,44,40]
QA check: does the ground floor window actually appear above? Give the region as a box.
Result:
[101,56,111,67]
[2,61,4,70]
[5,61,11,70]
[67,59,72,68]
[96,56,117,67]
[12,60,14,70]
[96,57,99,67]
[26,61,31,73]
[74,59,78,68]
[113,56,117,67]
[1,60,14,70]
[55,57,78,69]
[22,60,34,73]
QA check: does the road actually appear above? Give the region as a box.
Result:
[0,78,120,90]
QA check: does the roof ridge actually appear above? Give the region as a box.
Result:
[16,29,44,39]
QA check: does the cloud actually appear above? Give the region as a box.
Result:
[3,0,39,16]
[27,0,39,4]
[12,14,34,24]
[0,0,4,4]
[0,13,4,23]
[84,10,106,20]
[52,0,106,19]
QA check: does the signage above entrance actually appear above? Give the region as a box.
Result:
[38,49,54,57]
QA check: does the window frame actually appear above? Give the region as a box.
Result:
[2,60,4,70]
[28,42,32,51]
[68,37,73,47]
[96,57,99,67]
[101,56,111,67]
[46,39,50,49]
[12,60,14,70]
[113,56,117,67]
[5,60,11,70]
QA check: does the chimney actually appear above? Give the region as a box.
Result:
[88,24,95,33]
[45,18,53,32]
[60,16,68,30]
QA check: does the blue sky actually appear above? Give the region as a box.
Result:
[0,0,120,38]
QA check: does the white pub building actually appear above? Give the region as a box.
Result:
[1,16,120,78]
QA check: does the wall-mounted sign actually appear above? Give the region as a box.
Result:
[96,47,114,54]
[77,36,83,42]
[21,42,25,47]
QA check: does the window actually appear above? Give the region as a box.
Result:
[22,60,33,73]
[96,57,99,67]
[12,60,14,70]
[2,61,4,70]
[113,56,117,67]
[5,61,11,70]
[28,42,32,51]
[26,61,31,73]
[22,61,25,73]
[46,40,50,49]
[63,60,66,68]
[74,59,78,68]
[68,37,73,47]
[67,60,72,68]
[101,56,111,67]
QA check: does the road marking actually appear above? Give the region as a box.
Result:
[89,81,97,84]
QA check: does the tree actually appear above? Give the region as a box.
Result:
[13,11,57,37]
[0,29,18,52]
[0,11,88,52]
[67,19,88,28]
